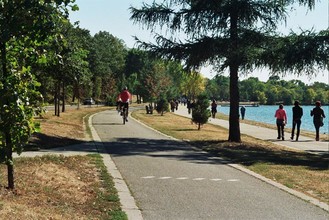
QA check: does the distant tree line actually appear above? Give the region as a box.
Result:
[205,75,329,105]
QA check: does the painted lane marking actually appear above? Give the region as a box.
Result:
[141,176,155,179]
[141,176,240,182]
[210,178,222,181]
[176,177,189,180]
[193,178,205,181]
[158,177,172,179]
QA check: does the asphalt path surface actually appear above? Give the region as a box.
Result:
[92,108,329,220]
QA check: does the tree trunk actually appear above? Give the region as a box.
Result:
[228,66,241,142]
[62,81,65,112]
[1,42,15,189]
[228,3,241,142]
[56,81,60,116]
[5,131,14,189]
[54,81,58,116]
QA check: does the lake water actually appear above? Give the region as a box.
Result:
[217,105,329,133]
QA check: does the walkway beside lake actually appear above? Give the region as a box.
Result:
[175,105,329,155]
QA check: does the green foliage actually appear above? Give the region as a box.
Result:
[0,0,76,189]
[206,75,328,105]
[156,97,169,116]
[191,93,211,130]
[89,31,127,99]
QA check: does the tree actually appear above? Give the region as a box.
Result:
[156,96,169,116]
[181,71,205,100]
[191,93,211,130]
[88,31,127,101]
[130,0,327,142]
[0,0,77,189]
[304,88,316,104]
[42,22,91,115]
[125,49,153,103]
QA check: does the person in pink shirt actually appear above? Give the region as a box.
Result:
[275,104,287,140]
[118,86,132,121]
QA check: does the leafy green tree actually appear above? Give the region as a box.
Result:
[0,0,76,189]
[240,77,263,101]
[205,78,218,100]
[280,88,293,105]
[130,0,327,142]
[213,75,230,101]
[125,49,153,103]
[156,96,169,116]
[181,71,205,100]
[192,93,211,130]
[144,61,172,103]
[255,91,267,105]
[304,88,316,104]
[265,86,279,105]
[42,22,91,115]
[287,80,306,103]
[88,31,127,101]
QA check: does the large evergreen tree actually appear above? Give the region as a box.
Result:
[130,0,328,142]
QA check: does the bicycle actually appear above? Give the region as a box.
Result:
[121,104,128,124]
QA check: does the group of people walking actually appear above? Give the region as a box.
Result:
[275,101,326,141]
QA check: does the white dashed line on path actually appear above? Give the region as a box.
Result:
[210,178,222,181]
[193,178,206,181]
[158,177,172,179]
[176,177,189,180]
[227,179,240,182]
[141,176,240,182]
[141,176,155,179]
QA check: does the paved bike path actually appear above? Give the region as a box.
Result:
[174,105,329,154]
[92,109,328,220]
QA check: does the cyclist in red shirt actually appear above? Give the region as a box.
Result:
[118,87,132,121]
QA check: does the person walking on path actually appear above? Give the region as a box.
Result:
[290,101,303,141]
[240,106,246,120]
[275,104,287,140]
[211,99,217,118]
[310,101,326,141]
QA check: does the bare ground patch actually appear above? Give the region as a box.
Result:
[0,155,122,219]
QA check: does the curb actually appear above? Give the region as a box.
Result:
[88,112,143,220]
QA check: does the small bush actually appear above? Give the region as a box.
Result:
[156,97,169,116]
[192,93,211,130]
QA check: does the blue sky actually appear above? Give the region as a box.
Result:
[69,0,328,84]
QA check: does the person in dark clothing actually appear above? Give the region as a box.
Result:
[240,106,246,120]
[290,101,303,141]
[310,101,326,141]
[187,99,191,114]
[211,99,217,118]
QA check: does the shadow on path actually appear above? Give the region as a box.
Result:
[190,140,329,171]
[103,137,227,165]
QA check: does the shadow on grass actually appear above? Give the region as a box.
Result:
[26,133,85,151]
[191,140,329,171]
